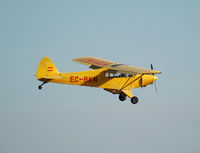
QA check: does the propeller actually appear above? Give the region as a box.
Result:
[151,64,158,94]
[151,64,153,71]
[154,79,158,94]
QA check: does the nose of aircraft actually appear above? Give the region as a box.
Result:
[153,76,158,81]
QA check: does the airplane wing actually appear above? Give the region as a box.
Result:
[73,57,162,75]
[108,64,162,75]
[73,56,117,69]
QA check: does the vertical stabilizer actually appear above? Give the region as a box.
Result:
[35,57,60,81]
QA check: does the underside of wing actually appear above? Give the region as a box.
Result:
[73,57,117,69]
[108,64,162,75]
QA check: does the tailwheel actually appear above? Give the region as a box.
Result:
[38,82,47,90]
[38,85,42,90]
[131,96,139,104]
[119,94,126,101]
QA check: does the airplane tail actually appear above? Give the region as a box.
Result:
[35,57,60,81]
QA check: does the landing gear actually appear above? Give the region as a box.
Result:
[38,82,47,90]
[118,93,139,104]
[131,96,139,104]
[119,94,126,101]
[38,85,42,90]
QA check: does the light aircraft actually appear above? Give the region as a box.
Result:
[35,57,162,104]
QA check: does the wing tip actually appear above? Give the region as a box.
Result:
[156,70,162,74]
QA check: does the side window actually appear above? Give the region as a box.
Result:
[105,72,110,78]
[119,73,127,77]
[105,72,116,78]
[105,72,129,78]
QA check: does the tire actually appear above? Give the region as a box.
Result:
[119,94,126,101]
[131,96,138,104]
[38,85,42,90]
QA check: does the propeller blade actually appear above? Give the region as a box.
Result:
[154,80,158,94]
[151,64,159,93]
[151,64,153,70]
[151,64,155,75]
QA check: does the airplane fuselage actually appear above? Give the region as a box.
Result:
[48,68,156,90]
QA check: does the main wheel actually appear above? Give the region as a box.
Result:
[131,96,138,104]
[119,94,126,101]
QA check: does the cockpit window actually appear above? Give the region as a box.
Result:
[105,72,131,78]
[111,64,124,67]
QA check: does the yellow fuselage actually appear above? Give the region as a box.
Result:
[47,68,155,90]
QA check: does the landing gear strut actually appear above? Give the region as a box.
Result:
[38,82,47,90]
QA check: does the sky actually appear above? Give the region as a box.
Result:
[0,0,200,153]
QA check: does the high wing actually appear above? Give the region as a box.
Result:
[73,56,117,69]
[108,64,162,75]
[73,57,162,75]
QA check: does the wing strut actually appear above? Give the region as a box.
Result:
[120,76,132,91]
[120,75,144,91]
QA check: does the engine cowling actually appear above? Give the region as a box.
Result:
[141,75,157,87]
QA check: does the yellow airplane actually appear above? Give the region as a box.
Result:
[35,57,162,104]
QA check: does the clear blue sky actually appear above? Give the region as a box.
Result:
[0,0,200,153]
